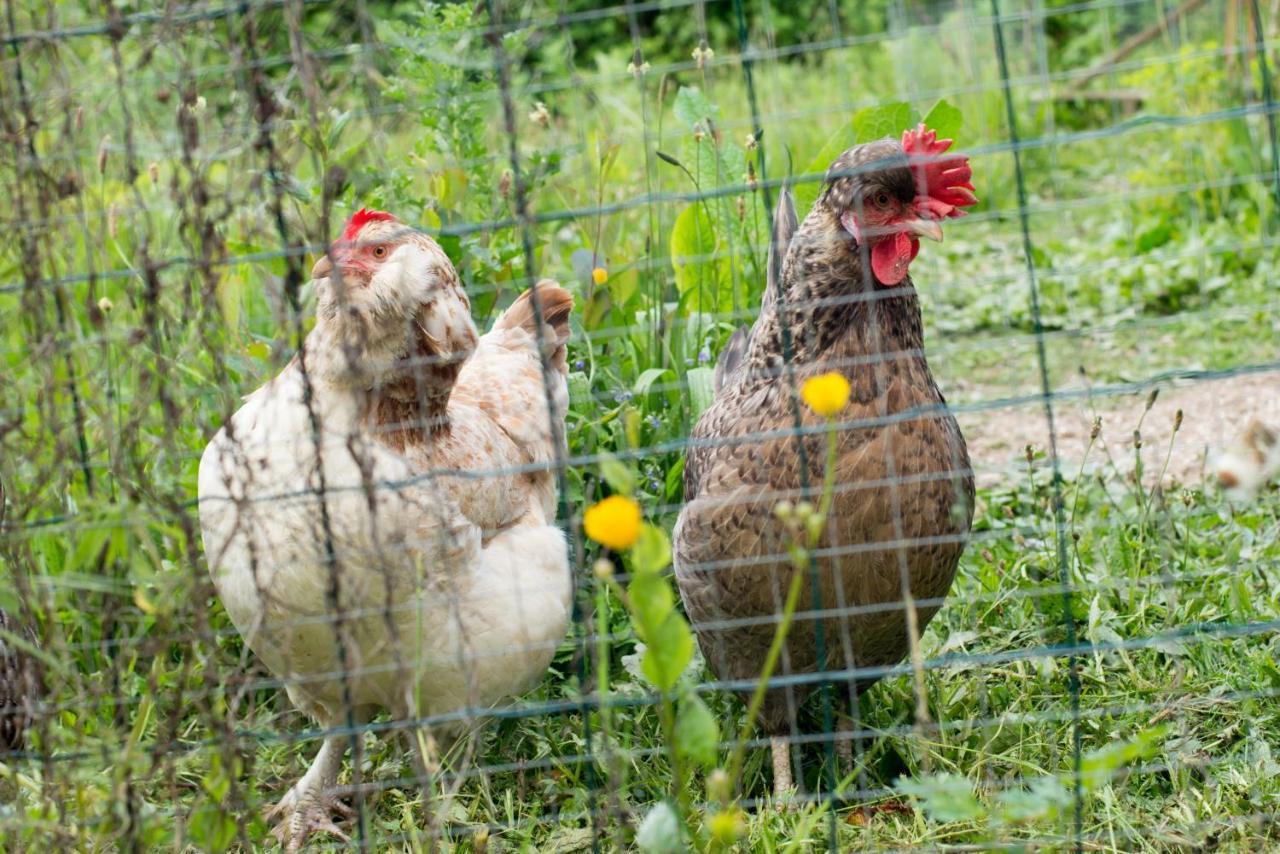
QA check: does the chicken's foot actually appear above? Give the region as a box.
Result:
[266,736,356,852]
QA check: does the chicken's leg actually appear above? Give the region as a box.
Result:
[266,736,356,852]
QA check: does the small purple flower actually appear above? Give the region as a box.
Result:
[646,415,662,430]
[613,390,634,404]
[685,358,694,367]
[648,476,662,492]
[574,359,586,371]
[697,348,711,364]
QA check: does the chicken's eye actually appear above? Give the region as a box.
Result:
[371,245,388,259]
[873,192,891,208]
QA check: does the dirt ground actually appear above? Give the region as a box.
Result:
[954,368,1280,490]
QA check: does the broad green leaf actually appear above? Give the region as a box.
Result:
[673,85,717,132]
[794,123,849,219]
[567,372,591,408]
[674,692,720,769]
[896,773,983,822]
[670,204,725,310]
[634,368,672,397]
[921,99,963,142]
[598,453,636,496]
[632,522,672,575]
[629,566,676,631]
[686,366,716,421]
[852,102,917,145]
[641,612,694,691]
[1078,726,1167,793]
[995,776,1072,824]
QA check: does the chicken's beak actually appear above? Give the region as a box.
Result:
[311,254,333,280]
[902,217,944,243]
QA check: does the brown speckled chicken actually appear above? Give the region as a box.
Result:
[673,124,977,798]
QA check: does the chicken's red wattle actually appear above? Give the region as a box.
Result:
[871,232,920,286]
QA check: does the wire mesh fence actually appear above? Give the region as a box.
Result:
[2,0,1280,850]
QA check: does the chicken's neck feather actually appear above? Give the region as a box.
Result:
[303,304,478,447]
[743,204,928,381]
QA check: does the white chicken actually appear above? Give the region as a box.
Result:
[197,209,575,848]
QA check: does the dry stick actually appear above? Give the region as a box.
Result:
[1066,0,1210,95]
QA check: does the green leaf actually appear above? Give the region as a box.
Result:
[921,99,964,143]
[852,102,917,146]
[794,124,850,219]
[629,566,676,630]
[674,692,720,769]
[670,204,726,310]
[632,522,672,575]
[673,85,717,132]
[599,453,636,496]
[995,776,1072,824]
[1078,726,1167,793]
[896,773,984,822]
[634,368,672,397]
[640,612,694,692]
[188,799,236,853]
[686,366,716,421]
[567,371,591,409]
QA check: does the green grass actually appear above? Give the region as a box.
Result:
[3,1,1280,851]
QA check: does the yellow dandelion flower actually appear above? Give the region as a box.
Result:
[591,266,608,286]
[801,372,851,417]
[584,495,642,550]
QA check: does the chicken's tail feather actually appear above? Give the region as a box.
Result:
[495,281,574,373]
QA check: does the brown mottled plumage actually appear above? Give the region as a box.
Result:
[674,134,975,797]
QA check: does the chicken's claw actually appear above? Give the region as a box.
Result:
[265,786,355,852]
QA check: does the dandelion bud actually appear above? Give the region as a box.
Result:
[1133,429,1142,450]
[744,132,758,151]
[1173,409,1183,433]
[98,296,114,314]
[774,500,793,520]
[592,558,614,581]
[707,768,730,801]
[794,500,814,520]
[1144,388,1159,411]
[1090,416,1101,440]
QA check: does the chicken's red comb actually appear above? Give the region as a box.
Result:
[902,123,978,220]
[342,207,397,241]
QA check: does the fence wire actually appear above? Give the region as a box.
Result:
[2,0,1280,851]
